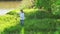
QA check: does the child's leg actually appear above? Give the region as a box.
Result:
[20,20,24,26]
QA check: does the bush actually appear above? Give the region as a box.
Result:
[7,11,16,15]
[7,9,53,19]
[0,15,20,33]
[2,25,21,34]
[34,10,50,19]
[2,19,57,34]
[24,19,57,32]
[52,10,60,19]
[7,10,19,17]
[25,10,51,19]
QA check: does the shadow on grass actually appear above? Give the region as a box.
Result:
[1,24,21,34]
[1,18,58,34]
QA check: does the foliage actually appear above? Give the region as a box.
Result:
[34,0,51,9]
[0,0,60,34]
[0,9,59,34]
[52,0,60,15]
[7,9,52,19]
[19,0,33,9]
[34,0,57,13]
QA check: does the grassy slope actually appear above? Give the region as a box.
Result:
[0,15,19,32]
[0,9,60,34]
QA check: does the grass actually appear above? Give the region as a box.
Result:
[20,27,24,34]
[0,17,59,34]
[0,15,19,32]
[0,9,60,34]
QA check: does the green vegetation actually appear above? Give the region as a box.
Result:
[0,9,60,34]
[0,0,60,34]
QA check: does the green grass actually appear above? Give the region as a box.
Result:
[20,27,24,34]
[0,9,60,34]
[0,17,59,34]
[0,15,19,32]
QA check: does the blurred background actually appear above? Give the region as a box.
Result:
[0,0,60,34]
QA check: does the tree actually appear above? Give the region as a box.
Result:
[34,0,56,13]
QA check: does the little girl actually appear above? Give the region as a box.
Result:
[20,9,24,26]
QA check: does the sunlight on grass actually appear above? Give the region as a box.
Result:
[24,9,38,13]
[54,31,59,34]
[0,15,19,33]
[37,32,41,34]
[57,19,60,21]
[10,9,38,13]
[20,27,24,34]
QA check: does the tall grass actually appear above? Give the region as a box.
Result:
[0,9,60,34]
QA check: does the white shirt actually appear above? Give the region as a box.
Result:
[20,12,24,20]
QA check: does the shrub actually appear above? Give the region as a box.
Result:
[2,25,21,34]
[7,9,53,19]
[7,10,19,17]
[24,19,57,32]
[25,10,51,19]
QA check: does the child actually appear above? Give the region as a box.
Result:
[20,9,24,26]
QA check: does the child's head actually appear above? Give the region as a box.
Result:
[20,9,24,13]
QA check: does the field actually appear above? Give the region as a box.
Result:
[0,9,60,34]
